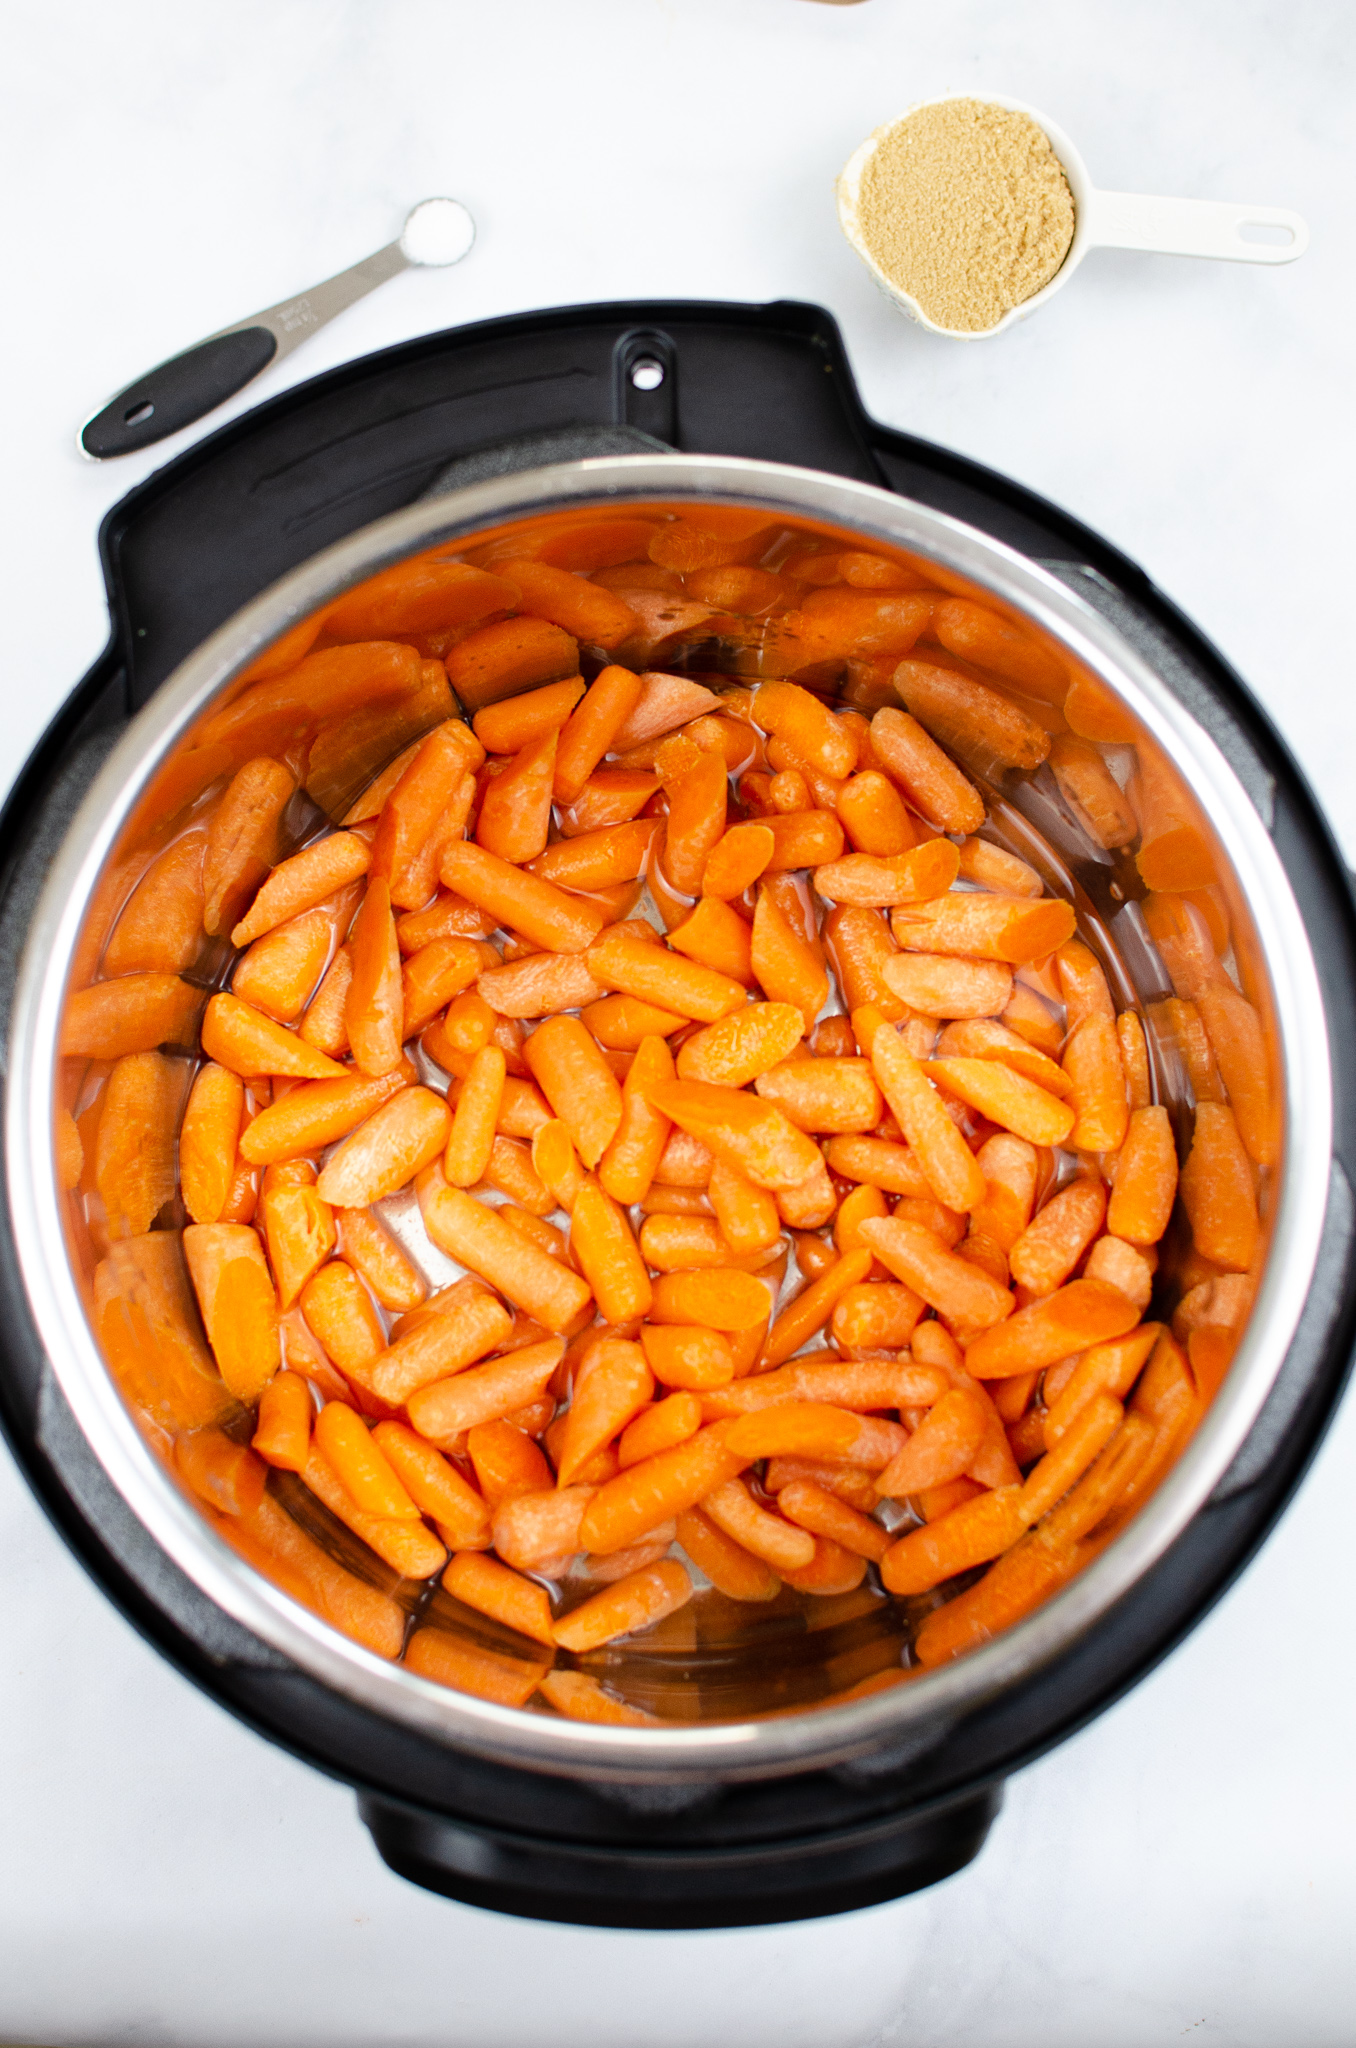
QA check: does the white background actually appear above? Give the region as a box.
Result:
[3,2,1355,2042]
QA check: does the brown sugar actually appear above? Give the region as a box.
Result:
[850,99,1075,334]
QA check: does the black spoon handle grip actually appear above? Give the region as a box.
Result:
[80,327,279,458]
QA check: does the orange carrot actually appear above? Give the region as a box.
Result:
[676,1002,805,1088]
[648,1080,821,1192]
[648,1268,773,1332]
[869,1024,986,1212]
[406,1337,565,1445]
[824,1132,933,1198]
[579,1424,749,1554]
[201,993,347,1082]
[62,974,203,1060]
[183,1222,280,1402]
[258,1160,336,1309]
[830,1280,924,1351]
[1107,1106,1178,1244]
[1009,1177,1107,1295]
[858,1216,1012,1331]
[104,828,208,977]
[553,1558,692,1650]
[570,1177,652,1324]
[493,1486,596,1574]
[315,1086,450,1207]
[538,1670,658,1724]
[640,1323,736,1390]
[708,1159,782,1256]
[874,1386,991,1497]
[372,1421,493,1548]
[777,1477,889,1562]
[964,1278,1141,1378]
[231,832,370,948]
[403,1626,549,1707]
[174,1428,267,1518]
[755,1057,884,1135]
[524,1014,624,1167]
[202,757,296,936]
[444,1044,507,1188]
[585,927,745,1024]
[445,616,578,712]
[443,1550,556,1647]
[335,1209,425,1312]
[239,1060,411,1164]
[674,1505,781,1600]
[869,707,984,834]
[882,953,1013,1019]
[251,1369,313,1472]
[554,664,646,805]
[721,1403,905,1469]
[1179,1101,1259,1271]
[179,1061,246,1226]
[441,841,606,954]
[618,1394,703,1467]
[300,1260,386,1379]
[473,675,586,752]
[598,1033,675,1206]
[418,1171,593,1330]
[880,1484,1026,1595]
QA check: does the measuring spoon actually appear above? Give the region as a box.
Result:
[838,95,1309,339]
[80,197,476,459]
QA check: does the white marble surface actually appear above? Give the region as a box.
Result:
[2,2,1354,2042]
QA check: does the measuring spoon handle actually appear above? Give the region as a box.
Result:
[1083,190,1309,264]
[80,239,409,460]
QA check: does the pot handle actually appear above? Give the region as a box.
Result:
[1083,189,1309,263]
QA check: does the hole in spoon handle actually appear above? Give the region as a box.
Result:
[1083,190,1309,265]
[80,327,279,459]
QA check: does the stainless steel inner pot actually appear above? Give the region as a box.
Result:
[4,454,1329,1783]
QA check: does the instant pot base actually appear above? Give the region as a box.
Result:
[3,299,1356,1927]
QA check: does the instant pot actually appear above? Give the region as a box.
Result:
[2,299,1354,1929]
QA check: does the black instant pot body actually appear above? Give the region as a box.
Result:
[2,300,1354,1929]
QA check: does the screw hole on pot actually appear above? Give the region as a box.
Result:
[631,359,665,391]
[123,401,155,426]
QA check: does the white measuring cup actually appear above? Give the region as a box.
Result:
[837,93,1310,340]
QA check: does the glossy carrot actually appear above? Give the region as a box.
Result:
[174,1428,267,1518]
[639,1323,735,1390]
[1018,1391,1125,1524]
[580,992,684,1049]
[365,1284,511,1406]
[399,935,482,1035]
[201,993,347,1082]
[395,888,497,951]
[824,1132,932,1197]
[1042,1325,1158,1448]
[343,878,403,1076]
[700,1476,814,1572]
[880,1483,1026,1595]
[477,732,558,864]
[1106,1105,1178,1244]
[874,1386,991,1498]
[579,1424,748,1554]
[177,1061,245,1226]
[552,664,646,804]
[314,1086,450,1208]
[592,1032,672,1207]
[868,707,984,834]
[676,1002,804,1088]
[300,1260,385,1379]
[755,1057,883,1135]
[299,946,353,1055]
[258,1160,336,1309]
[654,1126,715,1188]
[231,832,370,948]
[104,828,208,976]
[336,1207,426,1312]
[813,841,960,911]
[531,1119,587,1211]
[93,1235,235,1434]
[1009,1177,1107,1295]
[1062,1013,1129,1153]
[553,1558,692,1650]
[869,1024,986,1212]
[1179,1101,1259,1271]
[830,1280,924,1351]
[443,1044,506,1188]
[585,928,745,1024]
[570,1177,652,1324]
[954,838,1043,898]
[894,659,1050,773]
[417,1173,593,1330]
[492,1485,596,1574]
[647,1268,773,1333]
[760,1247,873,1366]
[239,1060,411,1164]
[553,1337,654,1488]
[964,1278,1141,1378]
[619,1394,702,1467]
[404,1626,550,1707]
[250,1369,312,1472]
[882,953,1013,1020]
[721,1403,905,1469]
[664,897,754,986]
[472,675,587,753]
[443,1550,557,1647]
[232,908,334,1024]
[1196,981,1278,1167]
[701,821,774,900]
[61,974,203,1060]
[1003,982,1064,1056]
[183,1222,280,1402]
[444,615,578,711]
[315,1401,420,1519]
[441,841,607,954]
[777,1477,889,1562]
[537,1669,658,1724]
[647,1080,821,1192]
[202,757,296,936]
[468,1419,555,1508]
[835,769,915,857]
[406,1337,565,1445]
[747,889,828,1027]
[662,751,728,895]
[758,809,845,872]
[822,905,907,1021]
[708,1159,782,1256]
[674,1505,781,1600]
[892,892,1075,966]
[858,1217,1011,1331]
[524,1014,624,1167]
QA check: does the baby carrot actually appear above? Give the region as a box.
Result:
[1196,982,1278,1167]
[755,1057,883,1135]
[955,838,1043,898]
[648,1268,773,1332]
[598,1033,675,1206]
[619,1394,703,1467]
[480,951,604,1020]
[1107,1105,1178,1244]
[929,597,1067,700]
[444,1044,507,1187]
[373,1421,493,1548]
[824,1133,933,1198]
[251,1369,313,1472]
[1018,1392,1124,1524]
[201,993,347,1082]
[400,936,483,1035]
[647,1080,822,1191]
[239,1060,411,1164]
[477,732,558,864]
[761,810,846,872]
[835,770,915,858]
[1179,1101,1259,1271]
[403,1627,550,1708]
[553,1336,654,1489]
[761,1247,874,1367]
[585,928,746,1024]
[746,890,827,1028]
[202,757,296,936]
[233,908,335,1024]
[1003,982,1064,1056]
[580,1424,748,1554]
[676,1002,805,1089]
[778,1534,869,1596]
[345,878,403,1076]
[869,1025,986,1213]
[316,1086,450,1207]
[445,616,578,711]
[858,1216,1011,1331]
[721,1403,905,1469]
[524,1014,624,1167]
[553,1558,693,1651]
[538,1670,658,1724]
[532,1120,587,1212]
[419,1172,593,1332]
[702,821,775,900]
[365,1284,512,1406]
[882,954,1013,1020]
[532,819,659,893]
[183,1222,281,1403]
[104,827,208,977]
[179,1061,245,1226]
[667,898,755,986]
[869,707,984,834]
[315,1400,420,1519]
[675,1505,781,1601]
[473,675,586,752]
[701,1477,814,1572]
[174,1428,267,1518]
[570,1177,653,1324]
[812,841,960,910]
[554,664,646,805]
[300,1260,386,1379]
[469,1420,555,1509]
[63,972,206,1064]
[334,1208,425,1312]
[231,832,371,948]
[777,1478,889,1562]
[830,1280,924,1351]
[708,1160,782,1256]
[880,1484,1027,1596]
[406,1337,565,1444]
[1062,1014,1129,1154]
[663,751,728,895]
[1043,1325,1160,1447]
[441,841,606,954]
[640,1324,736,1390]
[493,1486,597,1574]
[258,1160,336,1309]
[964,1278,1141,1378]
[443,1551,557,1647]
[892,892,1075,965]
[1008,1178,1107,1296]
[582,992,687,1049]
[874,1386,991,1498]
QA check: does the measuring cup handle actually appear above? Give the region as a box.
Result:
[1083,189,1309,264]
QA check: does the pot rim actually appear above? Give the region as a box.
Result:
[5,454,1330,1781]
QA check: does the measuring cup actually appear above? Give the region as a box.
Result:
[837,94,1309,340]
[80,197,477,459]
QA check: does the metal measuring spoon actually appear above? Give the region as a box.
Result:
[80,197,476,459]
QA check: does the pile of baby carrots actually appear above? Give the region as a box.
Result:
[61,506,1275,1724]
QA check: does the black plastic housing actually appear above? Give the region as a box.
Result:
[3,300,1354,1929]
